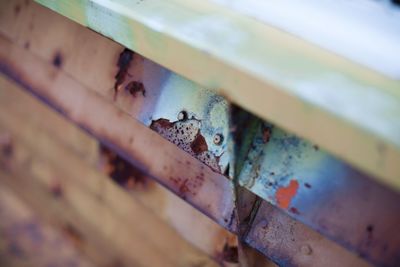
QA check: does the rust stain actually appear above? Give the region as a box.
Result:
[62,224,84,249]
[0,134,13,171]
[221,243,238,263]
[169,172,205,199]
[289,207,300,215]
[1,141,13,158]
[14,5,21,16]
[99,145,151,190]
[50,181,63,198]
[152,118,173,129]
[262,125,272,143]
[125,81,145,97]
[52,52,63,68]
[365,224,374,247]
[7,241,25,258]
[0,133,13,161]
[114,48,134,100]
[178,179,190,196]
[190,133,208,155]
[213,230,239,265]
[275,179,299,209]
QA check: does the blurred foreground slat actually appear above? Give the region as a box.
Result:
[0,75,222,267]
[0,183,96,267]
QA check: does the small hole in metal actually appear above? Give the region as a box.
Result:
[178,110,188,121]
[213,133,223,145]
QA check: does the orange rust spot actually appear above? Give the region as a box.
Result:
[275,179,299,209]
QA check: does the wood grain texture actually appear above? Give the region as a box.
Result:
[0,75,221,267]
[0,73,247,266]
[0,184,96,267]
[0,30,237,232]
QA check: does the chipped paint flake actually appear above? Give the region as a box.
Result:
[275,179,299,209]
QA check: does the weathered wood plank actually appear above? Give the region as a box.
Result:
[0,74,98,165]
[0,33,237,230]
[0,183,96,267]
[0,0,121,95]
[0,77,220,267]
[0,76,247,266]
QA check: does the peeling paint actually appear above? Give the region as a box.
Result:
[150,118,221,172]
[275,179,299,209]
[149,73,230,172]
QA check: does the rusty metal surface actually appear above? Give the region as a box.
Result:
[110,49,230,173]
[238,120,400,266]
[246,201,372,267]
